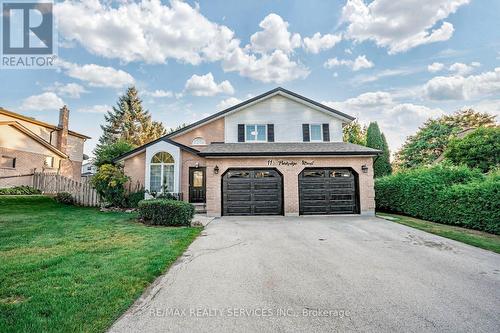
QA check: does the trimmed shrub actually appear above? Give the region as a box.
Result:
[375,165,499,234]
[125,190,145,208]
[138,199,195,226]
[55,192,74,205]
[0,186,41,195]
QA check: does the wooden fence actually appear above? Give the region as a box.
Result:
[32,172,101,207]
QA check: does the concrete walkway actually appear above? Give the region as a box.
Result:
[110,216,500,333]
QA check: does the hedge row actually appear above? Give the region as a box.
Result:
[375,165,500,234]
[0,186,41,195]
[138,199,195,226]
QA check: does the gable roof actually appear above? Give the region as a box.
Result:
[0,108,91,139]
[113,87,357,162]
[167,87,355,139]
[113,137,199,162]
[0,121,68,158]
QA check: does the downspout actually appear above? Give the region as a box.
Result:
[49,129,56,145]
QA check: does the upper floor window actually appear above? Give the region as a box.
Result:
[192,137,206,146]
[245,124,267,142]
[309,124,323,141]
[0,156,16,169]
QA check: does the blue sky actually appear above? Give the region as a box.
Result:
[1,0,499,156]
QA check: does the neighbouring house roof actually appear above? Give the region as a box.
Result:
[0,108,91,139]
[0,121,69,158]
[434,127,477,164]
[113,137,200,162]
[198,142,381,157]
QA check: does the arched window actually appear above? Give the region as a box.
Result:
[150,152,175,193]
[192,137,206,145]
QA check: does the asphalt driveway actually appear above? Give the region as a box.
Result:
[110,216,500,333]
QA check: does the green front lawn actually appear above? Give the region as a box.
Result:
[377,212,500,254]
[0,196,201,333]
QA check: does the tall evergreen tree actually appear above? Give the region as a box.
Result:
[366,122,392,177]
[380,133,392,176]
[95,87,166,155]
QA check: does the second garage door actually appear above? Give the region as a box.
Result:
[222,169,283,216]
[299,168,359,215]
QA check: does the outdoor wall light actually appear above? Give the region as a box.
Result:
[361,165,368,173]
[214,165,219,174]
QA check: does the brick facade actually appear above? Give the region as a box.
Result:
[172,118,225,147]
[201,156,375,216]
[123,152,146,189]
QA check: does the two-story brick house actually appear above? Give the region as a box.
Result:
[115,88,380,216]
[0,106,90,187]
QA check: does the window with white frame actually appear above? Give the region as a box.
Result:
[245,124,267,142]
[192,137,206,145]
[309,124,323,141]
[150,152,175,193]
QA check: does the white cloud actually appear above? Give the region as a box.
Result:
[184,73,234,96]
[352,67,419,84]
[448,62,480,75]
[341,0,470,54]
[216,97,243,111]
[324,55,374,71]
[428,62,444,72]
[55,0,239,65]
[45,82,87,98]
[143,89,173,98]
[303,33,342,54]
[424,67,500,100]
[58,61,135,88]
[222,49,309,83]
[76,104,111,114]
[21,92,65,111]
[463,99,500,117]
[56,3,309,84]
[250,13,301,54]
[325,91,393,110]
[323,91,444,151]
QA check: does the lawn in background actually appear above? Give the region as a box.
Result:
[377,212,500,254]
[0,196,200,332]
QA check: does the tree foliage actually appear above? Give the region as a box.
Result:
[96,87,166,152]
[396,109,496,169]
[343,120,366,145]
[91,164,129,207]
[366,122,392,177]
[445,127,500,172]
[94,139,135,167]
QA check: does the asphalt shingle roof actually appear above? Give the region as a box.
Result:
[198,142,381,156]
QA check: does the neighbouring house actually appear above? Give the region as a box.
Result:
[115,87,380,216]
[0,106,90,188]
[81,162,97,178]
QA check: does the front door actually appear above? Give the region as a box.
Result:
[189,167,206,203]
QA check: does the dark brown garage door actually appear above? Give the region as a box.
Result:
[222,169,283,216]
[299,168,359,215]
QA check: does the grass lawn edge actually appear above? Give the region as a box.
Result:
[377,212,500,254]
